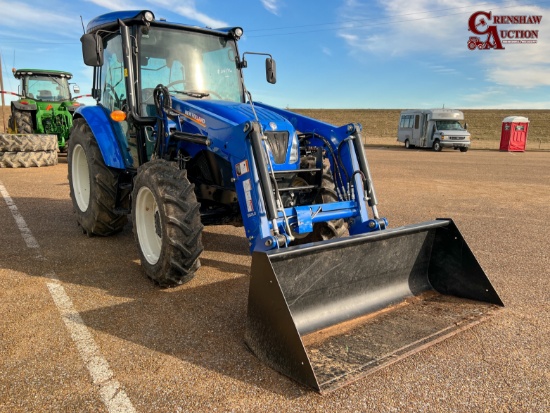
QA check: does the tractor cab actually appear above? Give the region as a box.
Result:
[8,69,82,151]
[14,69,79,102]
[80,10,275,166]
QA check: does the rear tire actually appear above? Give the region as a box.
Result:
[68,118,129,236]
[0,134,57,152]
[433,139,442,152]
[292,157,348,245]
[132,160,204,287]
[404,139,410,149]
[0,150,58,168]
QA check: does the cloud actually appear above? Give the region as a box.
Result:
[0,1,76,34]
[337,0,473,56]
[147,0,227,27]
[85,0,140,11]
[261,0,281,16]
[427,64,460,75]
[488,66,550,87]
[337,0,550,89]
[479,6,550,88]
[460,86,505,103]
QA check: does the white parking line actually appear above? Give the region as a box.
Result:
[0,182,40,250]
[0,181,136,413]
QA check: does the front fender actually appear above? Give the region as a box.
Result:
[12,101,37,111]
[74,106,130,169]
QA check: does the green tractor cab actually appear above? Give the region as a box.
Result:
[8,69,82,151]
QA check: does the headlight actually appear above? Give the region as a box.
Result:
[234,27,243,38]
[289,133,299,163]
[143,11,154,22]
[441,135,445,140]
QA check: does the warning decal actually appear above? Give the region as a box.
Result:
[236,159,249,176]
[243,179,254,213]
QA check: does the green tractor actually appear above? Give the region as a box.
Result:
[8,68,82,152]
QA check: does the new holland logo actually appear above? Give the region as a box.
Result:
[184,110,206,127]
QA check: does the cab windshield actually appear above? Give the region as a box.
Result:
[139,26,243,114]
[435,120,465,131]
[25,75,70,101]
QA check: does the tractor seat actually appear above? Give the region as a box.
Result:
[38,90,53,100]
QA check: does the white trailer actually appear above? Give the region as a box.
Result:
[397,109,471,152]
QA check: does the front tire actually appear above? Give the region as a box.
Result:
[460,147,468,152]
[433,139,442,152]
[68,118,130,236]
[8,110,33,134]
[132,160,204,287]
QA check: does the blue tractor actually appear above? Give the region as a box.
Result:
[69,10,502,392]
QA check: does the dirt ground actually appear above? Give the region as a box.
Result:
[0,148,549,412]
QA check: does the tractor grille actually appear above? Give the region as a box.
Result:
[449,136,465,140]
[265,131,289,164]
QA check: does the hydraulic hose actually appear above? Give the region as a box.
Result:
[152,85,171,157]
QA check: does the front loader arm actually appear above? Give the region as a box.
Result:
[253,102,385,233]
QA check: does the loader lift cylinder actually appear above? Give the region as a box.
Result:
[249,122,278,222]
[351,128,379,211]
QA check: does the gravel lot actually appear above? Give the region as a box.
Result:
[0,148,548,412]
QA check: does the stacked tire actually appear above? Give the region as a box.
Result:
[0,134,58,168]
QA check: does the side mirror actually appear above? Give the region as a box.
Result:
[72,85,81,94]
[266,58,276,84]
[80,33,104,67]
[464,122,468,130]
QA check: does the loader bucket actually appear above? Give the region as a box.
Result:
[244,219,503,393]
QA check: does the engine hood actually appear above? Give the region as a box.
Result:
[174,99,295,132]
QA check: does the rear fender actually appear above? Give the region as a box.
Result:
[74,106,131,169]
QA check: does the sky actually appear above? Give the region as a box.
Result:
[1,0,549,109]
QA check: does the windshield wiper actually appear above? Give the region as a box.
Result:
[172,90,210,99]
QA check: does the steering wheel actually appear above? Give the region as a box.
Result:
[165,80,186,91]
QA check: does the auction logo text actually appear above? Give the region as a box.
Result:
[468,11,542,50]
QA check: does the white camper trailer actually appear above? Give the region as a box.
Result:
[397,109,471,152]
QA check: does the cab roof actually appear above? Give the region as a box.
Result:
[86,9,240,38]
[14,69,73,79]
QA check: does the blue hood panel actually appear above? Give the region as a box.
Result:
[179,99,294,130]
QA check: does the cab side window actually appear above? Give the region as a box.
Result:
[400,115,417,128]
[100,34,125,112]
[98,34,135,167]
